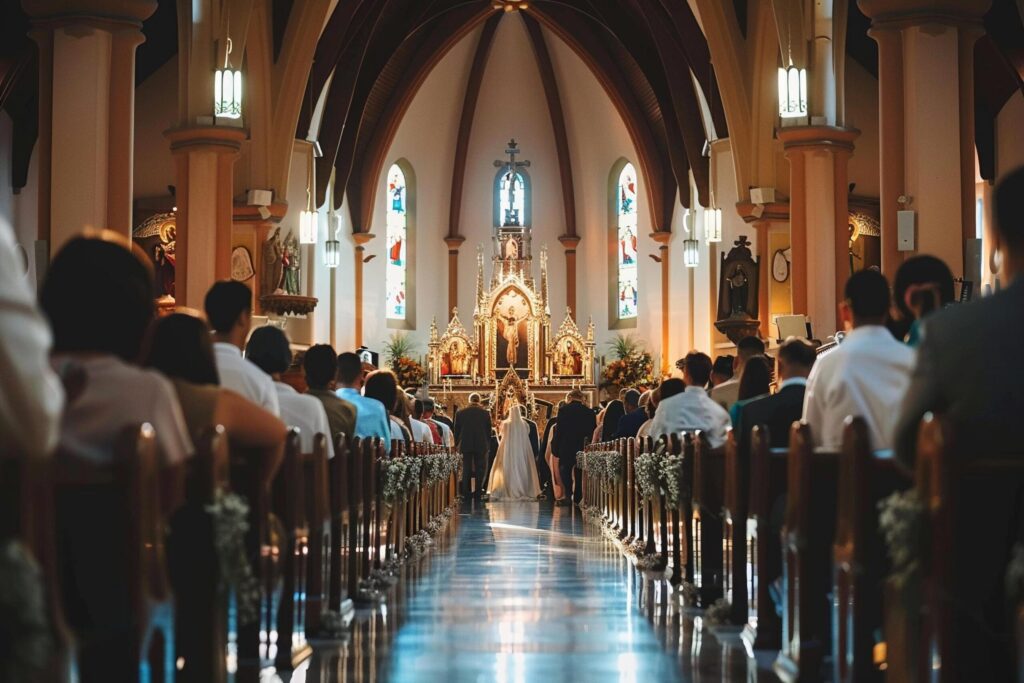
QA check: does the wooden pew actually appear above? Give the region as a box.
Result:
[721,429,748,627]
[692,434,725,607]
[167,426,231,683]
[774,422,839,683]
[53,424,175,682]
[0,452,74,682]
[666,433,692,589]
[744,426,788,650]
[305,434,331,638]
[832,417,911,683]
[328,434,356,620]
[273,429,311,670]
[884,413,1024,682]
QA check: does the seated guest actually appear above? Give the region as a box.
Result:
[412,398,442,444]
[803,269,915,450]
[145,314,287,456]
[728,355,772,431]
[245,326,334,457]
[304,344,356,443]
[204,280,279,416]
[894,167,1024,683]
[738,338,816,456]
[40,233,192,464]
[421,398,454,446]
[710,355,734,390]
[335,352,392,451]
[890,255,955,346]
[614,389,646,439]
[637,389,659,439]
[650,355,731,447]
[0,218,63,459]
[711,336,766,410]
[364,370,411,443]
[600,397,626,442]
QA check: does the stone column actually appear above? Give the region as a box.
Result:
[443,236,465,318]
[650,231,671,375]
[165,126,246,309]
[779,126,859,336]
[353,232,375,347]
[859,0,990,276]
[558,235,581,318]
[24,0,156,255]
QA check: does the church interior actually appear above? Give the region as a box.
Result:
[1,0,1024,681]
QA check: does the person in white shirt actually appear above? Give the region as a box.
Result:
[709,336,766,411]
[40,234,193,465]
[802,269,915,450]
[204,280,280,416]
[0,218,64,459]
[408,396,434,443]
[649,352,732,448]
[245,326,335,458]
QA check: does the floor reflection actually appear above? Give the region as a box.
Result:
[272,499,779,683]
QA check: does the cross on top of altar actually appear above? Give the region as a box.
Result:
[493,138,531,227]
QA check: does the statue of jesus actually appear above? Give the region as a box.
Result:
[502,309,520,366]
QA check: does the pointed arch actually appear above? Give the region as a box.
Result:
[385,159,416,329]
[610,158,639,329]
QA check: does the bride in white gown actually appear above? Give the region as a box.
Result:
[487,403,541,501]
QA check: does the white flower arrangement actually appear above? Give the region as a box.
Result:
[878,488,926,587]
[319,609,350,639]
[405,530,433,559]
[703,598,733,626]
[635,552,663,571]
[679,580,699,605]
[380,459,407,503]
[206,491,261,626]
[0,540,51,681]
[634,451,662,501]
[658,454,685,506]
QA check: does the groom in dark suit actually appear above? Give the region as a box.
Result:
[738,337,816,457]
[454,393,492,501]
[552,389,597,506]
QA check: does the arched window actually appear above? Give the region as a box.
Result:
[613,162,639,324]
[493,167,531,227]
[385,162,412,325]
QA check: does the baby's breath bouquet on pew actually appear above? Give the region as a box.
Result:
[380,459,409,504]
[634,444,665,502]
[658,453,685,506]
[206,491,261,626]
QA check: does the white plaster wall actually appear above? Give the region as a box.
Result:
[133,58,177,200]
[845,58,880,199]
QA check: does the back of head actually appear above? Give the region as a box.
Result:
[624,389,641,409]
[364,369,399,413]
[145,313,220,384]
[844,269,891,323]
[413,398,425,418]
[893,255,955,320]
[681,351,713,387]
[468,392,481,405]
[777,337,816,378]
[736,335,766,362]
[337,352,363,385]
[245,326,292,376]
[41,234,155,361]
[738,355,772,401]
[304,344,338,389]
[659,377,686,400]
[712,355,734,380]
[204,280,252,334]
[423,398,435,414]
[567,388,586,404]
[995,166,1024,253]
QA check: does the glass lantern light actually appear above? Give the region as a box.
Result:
[324,237,340,268]
[777,65,807,119]
[215,38,242,119]
[705,207,722,244]
[683,238,700,267]
[299,189,316,244]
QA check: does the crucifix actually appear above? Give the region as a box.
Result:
[493,138,531,226]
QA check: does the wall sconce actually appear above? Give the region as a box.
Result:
[215,38,242,119]
[777,66,807,119]
[705,207,722,243]
[683,238,699,267]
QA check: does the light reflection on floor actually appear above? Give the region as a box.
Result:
[269,499,779,683]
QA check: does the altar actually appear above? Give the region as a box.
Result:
[424,140,597,425]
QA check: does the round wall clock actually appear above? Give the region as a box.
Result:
[772,248,791,283]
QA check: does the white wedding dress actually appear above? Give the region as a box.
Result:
[487,405,541,501]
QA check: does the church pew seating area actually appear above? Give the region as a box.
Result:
[0,429,461,682]
[581,412,1024,682]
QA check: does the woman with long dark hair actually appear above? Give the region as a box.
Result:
[729,355,772,432]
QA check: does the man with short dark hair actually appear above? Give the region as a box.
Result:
[711,335,766,409]
[552,389,597,505]
[613,389,646,439]
[304,344,356,445]
[650,353,731,446]
[803,269,914,450]
[739,337,816,455]
[204,280,280,415]
[455,393,492,501]
[335,351,392,451]
[710,356,735,389]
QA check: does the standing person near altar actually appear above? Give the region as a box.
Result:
[552,389,597,506]
[455,393,492,502]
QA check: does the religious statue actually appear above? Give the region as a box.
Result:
[715,236,761,344]
[502,307,521,366]
[504,237,518,260]
[262,227,285,297]
[153,244,175,298]
[556,340,582,375]
[727,266,749,315]
[283,231,300,295]
[446,338,470,375]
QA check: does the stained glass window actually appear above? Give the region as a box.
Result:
[616,163,639,320]
[385,163,407,321]
[495,169,529,227]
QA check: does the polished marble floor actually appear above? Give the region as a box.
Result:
[279,500,779,683]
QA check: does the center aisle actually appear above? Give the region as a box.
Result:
[382,500,682,682]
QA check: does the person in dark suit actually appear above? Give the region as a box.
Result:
[614,389,645,439]
[737,338,816,457]
[551,389,597,505]
[892,166,1024,683]
[537,401,564,498]
[454,393,492,501]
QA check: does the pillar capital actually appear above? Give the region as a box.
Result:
[735,202,790,224]
[648,231,672,246]
[857,0,990,28]
[353,232,376,247]
[558,235,581,251]
[233,202,288,224]
[777,126,860,155]
[22,0,157,30]
[443,236,466,251]
[165,126,248,155]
